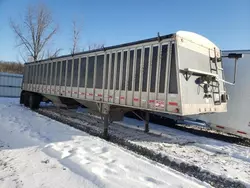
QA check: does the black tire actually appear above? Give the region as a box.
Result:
[24,93,30,107]
[20,91,25,104]
[29,94,40,110]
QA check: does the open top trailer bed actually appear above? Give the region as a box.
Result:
[20,30,233,138]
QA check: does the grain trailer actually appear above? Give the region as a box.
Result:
[20,31,233,138]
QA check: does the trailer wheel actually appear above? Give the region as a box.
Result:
[24,93,30,107]
[20,91,25,104]
[29,94,40,110]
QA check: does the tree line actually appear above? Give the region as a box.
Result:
[0,61,24,74]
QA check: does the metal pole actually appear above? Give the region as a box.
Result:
[147,45,153,108]
[103,113,109,139]
[118,50,124,104]
[144,111,149,133]
[233,58,238,84]
[102,52,107,102]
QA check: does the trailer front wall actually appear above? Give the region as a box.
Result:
[0,72,23,97]
[23,37,180,113]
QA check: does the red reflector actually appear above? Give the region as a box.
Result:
[216,125,224,129]
[133,98,139,102]
[109,96,112,99]
[169,102,178,106]
[237,131,247,134]
[98,94,102,97]
[120,96,125,100]
[89,93,93,96]
[149,100,155,103]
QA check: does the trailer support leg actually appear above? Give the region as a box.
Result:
[101,103,110,140]
[103,114,109,139]
[144,111,149,133]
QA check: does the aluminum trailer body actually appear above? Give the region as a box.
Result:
[21,31,228,118]
[196,50,250,138]
[0,72,23,97]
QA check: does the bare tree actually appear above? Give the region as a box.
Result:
[70,20,104,53]
[71,21,81,54]
[10,5,58,62]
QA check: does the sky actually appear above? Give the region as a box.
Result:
[0,0,249,62]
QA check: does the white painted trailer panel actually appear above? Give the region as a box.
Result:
[0,72,23,97]
[198,50,250,138]
[22,31,228,116]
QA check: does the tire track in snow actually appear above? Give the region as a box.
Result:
[37,107,248,188]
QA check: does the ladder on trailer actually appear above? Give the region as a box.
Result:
[209,48,221,105]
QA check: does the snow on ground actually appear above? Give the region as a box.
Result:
[0,98,207,188]
[118,117,250,186]
[76,106,250,186]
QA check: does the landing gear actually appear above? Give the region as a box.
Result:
[125,110,150,133]
[144,111,150,133]
[101,103,110,140]
[103,114,109,140]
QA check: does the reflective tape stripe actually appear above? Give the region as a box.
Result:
[237,131,247,134]
[216,125,224,129]
[168,102,178,106]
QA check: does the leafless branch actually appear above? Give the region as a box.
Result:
[10,5,58,62]
[19,52,28,63]
[50,48,61,58]
[71,20,81,54]
[46,48,62,59]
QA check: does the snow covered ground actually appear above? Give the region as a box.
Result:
[74,107,250,187]
[0,98,207,188]
[119,118,250,185]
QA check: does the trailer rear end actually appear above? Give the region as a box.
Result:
[197,50,250,138]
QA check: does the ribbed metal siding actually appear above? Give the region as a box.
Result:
[23,36,177,113]
[0,72,23,97]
